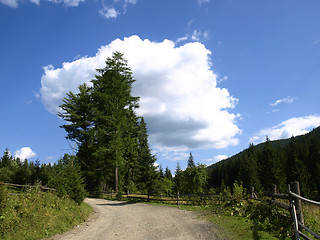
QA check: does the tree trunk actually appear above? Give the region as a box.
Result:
[115,165,118,194]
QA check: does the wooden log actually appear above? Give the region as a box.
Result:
[270,200,290,210]
[291,200,300,240]
[291,181,304,225]
[271,193,290,200]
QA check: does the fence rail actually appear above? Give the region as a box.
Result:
[104,192,221,205]
[251,181,320,240]
[0,182,56,191]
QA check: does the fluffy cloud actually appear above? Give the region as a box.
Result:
[270,96,295,107]
[14,147,37,160]
[214,155,228,162]
[250,115,320,143]
[40,35,241,155]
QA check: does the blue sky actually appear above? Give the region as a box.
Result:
[1,0,320,171]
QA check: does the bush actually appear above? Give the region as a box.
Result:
[49,154,87,204]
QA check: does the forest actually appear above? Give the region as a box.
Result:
[0,52,319,204]
[208,126,320,201]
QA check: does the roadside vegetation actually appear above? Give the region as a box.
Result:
[107,181,319,240]
[0,185,92,240]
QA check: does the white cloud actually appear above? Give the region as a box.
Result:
[198,0,210,5]
[48,0,85,7]
[214,155,228,162]
[40,35,241,156]
[0,0,85,7]
[250,115,320,143]
[30,0,40,5]
[14,147,37,160]
[202,155,227,166]
[0,0,18,7]
[99,0,137,19]
[99,7,119,19]
[270,96,295,107]
[176,30,209,44]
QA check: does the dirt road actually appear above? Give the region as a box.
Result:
[50,198,226,240]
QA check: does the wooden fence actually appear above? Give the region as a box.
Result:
[251,181,320,240]
[104,191,221,206]
[0,182,56,192]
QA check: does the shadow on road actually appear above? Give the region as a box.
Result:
[96,201,136,207]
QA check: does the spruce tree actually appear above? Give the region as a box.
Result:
[173,162,182,193]
[187,152,196,168]
[59,52,140,196]
[136,117,157,199]
[164,166,173,180]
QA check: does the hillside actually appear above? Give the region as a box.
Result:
[207,126,320,200]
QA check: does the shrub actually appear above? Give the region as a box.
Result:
[49,154,87,204]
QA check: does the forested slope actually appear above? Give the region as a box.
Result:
[208,126,320,200]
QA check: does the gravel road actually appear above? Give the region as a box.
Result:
[49,198,226,240]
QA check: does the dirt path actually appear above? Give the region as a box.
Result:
[49,198,226,240]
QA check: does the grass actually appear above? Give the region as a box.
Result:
[103,193,320,240]
[302,203,320,239]
[0,185,92,240]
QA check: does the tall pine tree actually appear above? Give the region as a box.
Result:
[59,52,141,196]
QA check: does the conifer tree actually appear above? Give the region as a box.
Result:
[164,166,173,180]
[59,52,141,196]
[187,152,196,168]
[136,117,157,199]
[173,162,182,193]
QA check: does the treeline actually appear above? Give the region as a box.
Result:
[208,127,320,200]
[157,153,208,196]
[0,152,86,204]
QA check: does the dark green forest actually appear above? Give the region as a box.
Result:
[208,127,320,200]
[1,52,319,204]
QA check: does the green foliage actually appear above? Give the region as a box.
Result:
[246,201,292,239]
[0,185,9,214]
[0,187,91,240]
[173,162,182,193]
[49,154,87,204]
[187,152,195,168]
[58,52,158,196]
[183,163,208,195]
[208,126,320,200]
[0,167,13,183]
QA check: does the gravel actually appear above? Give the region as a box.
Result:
[48,198,227,240]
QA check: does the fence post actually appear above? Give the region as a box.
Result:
[272,184,277,200]
[291,181,304,225]
[250,187,254,198]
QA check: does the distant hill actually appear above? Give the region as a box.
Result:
[207,126,320,200]
[208,126,320,170]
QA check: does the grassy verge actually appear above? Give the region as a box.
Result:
[0,185,92,240]
[103,193,320,239]
[143,201,279,240]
